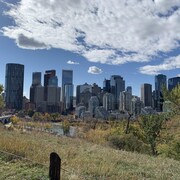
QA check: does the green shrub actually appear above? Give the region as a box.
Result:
[10,116,20,125]
[62,119,70,135]
[108,133,151,154]
[158,141,180,160]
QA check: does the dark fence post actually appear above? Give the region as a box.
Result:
[49,152,61,180]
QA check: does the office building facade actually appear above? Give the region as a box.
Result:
[154,74,167,111]
[141,83,152,107]
[76,83,92,107]
[110,75,125,109]
[62,70,73,111]
[30,72,42,103]
[5,63,24,110]
[168,77,180,91]
[103,93,115,111]
[103,79,111,93]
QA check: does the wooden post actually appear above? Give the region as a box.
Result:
[49,152,61,180]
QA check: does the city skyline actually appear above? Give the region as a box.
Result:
[3,63,180,98]
[0,1,180,98]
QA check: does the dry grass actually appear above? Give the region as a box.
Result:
[0,124,180,179]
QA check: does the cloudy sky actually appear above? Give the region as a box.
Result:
[0,0,180,97]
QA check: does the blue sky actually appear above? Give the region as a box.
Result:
[0,0,180,97]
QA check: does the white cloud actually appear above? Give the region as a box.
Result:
[88,66,103,74]
[67,60,79,65]
[139,55,180,75]
[1,0,180,67]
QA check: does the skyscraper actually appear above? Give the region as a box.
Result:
[141,83,152,107]
[5,63,24,110]
[76,83,92,106]
[32,72,41,86]
[30,72,42,103]
[62,70,73,111]
[44,70,60,112]
[103,93,115,111]
[168,77,180,91]
[119,90,132,112]
[44,70,56,101]
[92,83,101,96]
[131,96,142,116]
[110,75,125,109]
[64,84,73,110]
[155,74,167,111]
[88,96,99,117]
[103,79,111,93]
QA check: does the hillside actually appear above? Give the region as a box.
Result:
[0,124,180,180]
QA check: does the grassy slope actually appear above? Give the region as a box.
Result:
[0,125,180,180]
[0,156,48,180]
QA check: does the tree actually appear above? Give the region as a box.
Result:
[163,84,180,114]
[125,112,133,134]
[139,114,164,156]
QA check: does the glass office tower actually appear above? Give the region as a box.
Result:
[141,83,152,107]
[168,77,180,91]
[64,84,74,110]
[110,75,125,109]
[62,70,73,101]
[62,70,73,111]
[155,74,167,111]
[5,63,24,110]
[30,72,42,103]
[44,70,56,101]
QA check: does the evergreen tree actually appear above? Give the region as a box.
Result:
[139,114,164,156]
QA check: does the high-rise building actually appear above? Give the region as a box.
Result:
[110,75,125,109]
[44,70,61,113]
[154,74,167,111]
[44,70,56,87]
[76,83,92,108]
[5,63,24,110]
[88,96,99,117]
[62,70,73,110]
[30,72,42,103]
[32,72,41,86]
[92,83,101,96]
[103,93,115,111]
[44,70,56,101]
[126,86,132,94]
[131,96,142,116]
[141,83,152,107]
[35,86,45,112]
[47,85,61,112]
[30,70,61,113]
[168,77,180,91]
[119,90,132,112]
[103,79,111,93]
[64,84,73,110]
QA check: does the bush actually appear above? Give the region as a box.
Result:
[158,141,180,160]
[62,120,70,135]
[108,133,151,154]
[10,116,20,125]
